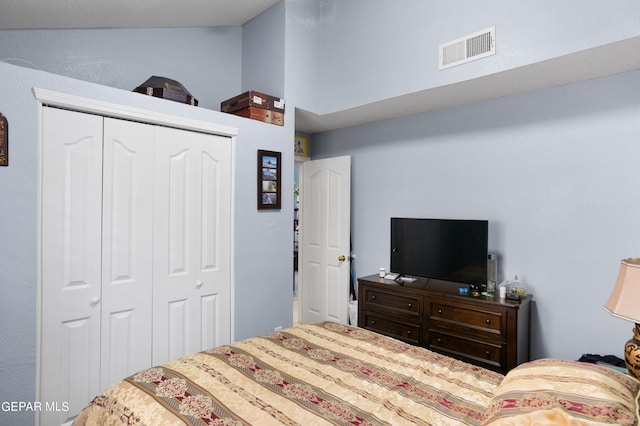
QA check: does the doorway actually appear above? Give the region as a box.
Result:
[293,157,306,323]
[297,156,351,324]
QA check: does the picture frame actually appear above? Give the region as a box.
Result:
[294,134,309,157]
[257,149,281,210]
[0,113,7,166]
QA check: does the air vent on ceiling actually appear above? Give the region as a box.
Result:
[439,26,495,70]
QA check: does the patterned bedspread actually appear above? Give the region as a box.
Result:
[74,321,504,425]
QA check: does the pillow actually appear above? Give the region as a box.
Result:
[483,359,640,425]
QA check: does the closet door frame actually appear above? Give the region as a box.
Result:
[35,88,237,426]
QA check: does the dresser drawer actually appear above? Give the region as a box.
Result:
[357,275,530,374]
[428,330,504,371]
[429,302,504,337]
[362,312,420,344]
[363,287,420,316]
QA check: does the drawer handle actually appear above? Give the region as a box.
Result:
[438,309,443,314]
[485,351,491,358]
[371,295,377,300]
[407,330,412,335]
[407,303,413,308]
[437,338,442,343]
[485,319,491,324]
[370,320,376,325]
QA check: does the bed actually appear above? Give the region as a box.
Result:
[74,321,639,425]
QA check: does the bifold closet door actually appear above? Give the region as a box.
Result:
[40,107,103,426]
[40,108,154,425]
[100,118,154,386]
[152,126,232,365]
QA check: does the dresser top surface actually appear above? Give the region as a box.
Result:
[358,274,530,307]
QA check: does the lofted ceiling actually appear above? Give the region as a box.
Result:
[1,1,638,133]
[0,0,282,29]
[296,36,640,133]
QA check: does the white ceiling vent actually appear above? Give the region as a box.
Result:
[439,26,495,70]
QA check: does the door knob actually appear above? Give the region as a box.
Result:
[90,297,100,306]
[196,281,204,289]
[338,255,346,261]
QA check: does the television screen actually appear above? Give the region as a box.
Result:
[390,218,488,285]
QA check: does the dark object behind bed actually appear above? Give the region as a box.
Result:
[580,353,627,368]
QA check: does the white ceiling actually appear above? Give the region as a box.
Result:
[0,0,282,29]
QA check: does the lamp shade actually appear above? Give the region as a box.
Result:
[604,258,640,323]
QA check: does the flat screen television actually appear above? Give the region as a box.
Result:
[390,218,488,285]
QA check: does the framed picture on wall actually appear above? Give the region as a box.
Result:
[258,149,281,210]
[0,113,7,166]
[294,134,309,157]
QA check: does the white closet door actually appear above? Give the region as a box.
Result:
[40,107,103,425]
[100,118,154,387]
[152,127,232,365]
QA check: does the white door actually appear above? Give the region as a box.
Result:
[299,156,351,324]
[40,109,157,425]
[100,118,154,387]
[152,126,232,365]
[39,105,234,425]
[40,107,103,426]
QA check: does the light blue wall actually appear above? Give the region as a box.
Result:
[242,1,286,96]
[309,0,640,113]
[284,0,324,111]
[311,69,640,361]
[0,60,293,425]
[280,0,640,361]
[0,27,242,110]
[0,8,297,425]
[0,64,41,426]
[1,1,639,423]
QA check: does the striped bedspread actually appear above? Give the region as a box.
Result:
[74,321,503,425]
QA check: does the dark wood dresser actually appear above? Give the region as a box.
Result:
[357,274,531,374]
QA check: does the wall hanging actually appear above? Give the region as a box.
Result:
[294,134,309,157]
[0,113,7,166]
[257,149,281,210]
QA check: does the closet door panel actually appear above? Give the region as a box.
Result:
[153,131,197,364]
[200,294,219,349]
[153,127,231,364]
[101,118,154,387]
[168,298,191,361]
[40,107,104,425]
[167,148,191,275]
[105,309,136,387]
[195,134,232,351]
